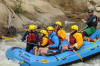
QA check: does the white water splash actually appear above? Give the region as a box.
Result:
[0,34,25,66]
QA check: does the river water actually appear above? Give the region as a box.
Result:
[0,22,100,66]
[0,34,26,66]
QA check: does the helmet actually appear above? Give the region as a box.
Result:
[47,26,54,31]
[40,30,47,35]
[71,25,78,31]
[55,21,62,26]
[88,9,94,13]
[29,25,37,31]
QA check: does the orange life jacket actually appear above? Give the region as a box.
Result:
[40,38,47,47]
[40,36,54,46]
[54,29,63,41]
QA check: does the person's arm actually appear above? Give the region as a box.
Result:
[49,36,59,48]
[81,19,86,23]
[21,31,29,41]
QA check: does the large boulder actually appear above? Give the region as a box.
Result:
[48,0,88,22]
[0,0,99,36]
[21,0,67,24]
[0,0,67,36]
[0,0,24,35]
[0,2,10,35]
[88,0,100,16]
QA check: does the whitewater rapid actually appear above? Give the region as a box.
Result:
[0,35,26,66]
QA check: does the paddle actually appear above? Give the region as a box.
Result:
[81,22,84,32]
[1,36,38,45]
[72,48,83,62]
[79,22,87,32]
[1,36,18,41]
[71,39,100,62]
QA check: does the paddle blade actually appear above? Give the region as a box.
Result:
[1,36,18,41]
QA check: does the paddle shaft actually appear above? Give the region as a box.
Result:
[72,49,83,62]
[1,36,18,41]
[81,22,84,32]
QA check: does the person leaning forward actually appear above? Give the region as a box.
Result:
[61,25,83,52]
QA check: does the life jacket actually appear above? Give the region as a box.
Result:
[40,36,54,46]
[48,38,54,45]
[70,33,76,46]
[27,32,37,43]
[40,38,43,45]
[40,37,59,49]
[48,32,60,50]
[54,29,57,33]
[54,29,63,41]
[40,37,48,47]
[58,35,63,41]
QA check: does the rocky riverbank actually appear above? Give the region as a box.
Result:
[0,0,100,36]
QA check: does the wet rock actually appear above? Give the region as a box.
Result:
[6,26,16,36]
[0,0,100,36]
[88,0,100,17]
[48,0,88,22]
[0,2,9,35]
[0,0,68,36]
[95,7,100,12]
[21,0,67,24]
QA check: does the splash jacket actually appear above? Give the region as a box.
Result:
[40,36,48,47]
[69,32,83,49]
[48,32,59,50]
[54,29,66,41]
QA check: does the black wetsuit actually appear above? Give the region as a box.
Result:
[86,15,98,28]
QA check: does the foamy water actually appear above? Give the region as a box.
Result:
[0,40,19,66]
[0,34,26,66]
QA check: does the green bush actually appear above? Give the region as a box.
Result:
[13,2,24,14]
